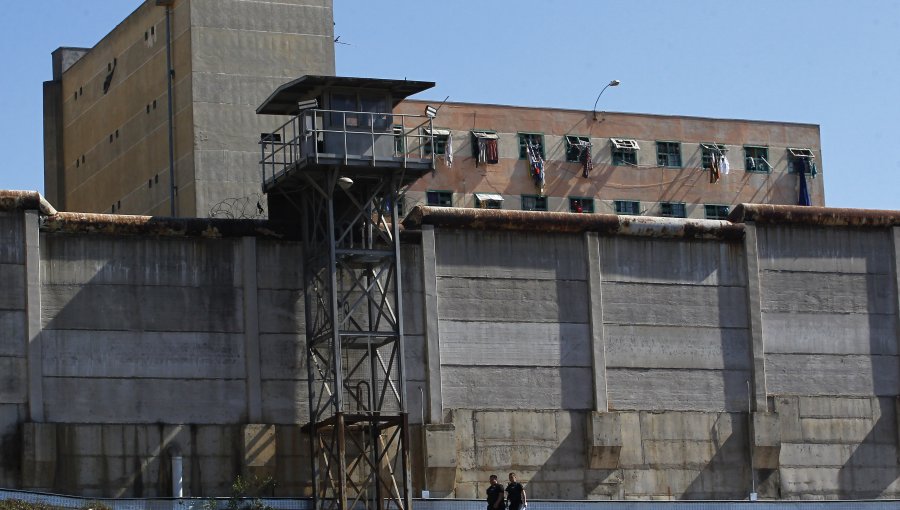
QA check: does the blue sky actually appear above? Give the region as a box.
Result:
[2,0,898,210]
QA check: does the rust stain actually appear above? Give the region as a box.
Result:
[730,204,900,227]
[403,206,745,241]
[39,212,301,240]
[0,190,58,215]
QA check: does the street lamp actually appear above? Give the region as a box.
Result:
[592,79,621,121]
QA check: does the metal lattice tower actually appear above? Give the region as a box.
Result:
[257,75,436,510]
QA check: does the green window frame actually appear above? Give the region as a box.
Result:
[787,147,815,174]
[660,202,687,218]
[569,197,595,213]
[704,204,730,220]
[656,141,682,168]
[426,190,453,207]
[424,128,450,156]
[393,125,406,156]
[471,130,498,158]
[521,194,548,211]
[518,132,545,159]
[565,135,591,163]
[611,138,639,166]
[614,200,640,215]
[701,143,728,169]
[474,194,503,210]
[744,146,770,173]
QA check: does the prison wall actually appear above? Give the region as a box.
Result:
[0,210,30,487]
[2,195,900,500]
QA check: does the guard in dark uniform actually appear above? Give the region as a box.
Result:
[506,472,526,510]
[486,474,505,510]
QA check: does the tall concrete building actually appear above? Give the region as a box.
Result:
[43,0,335,217]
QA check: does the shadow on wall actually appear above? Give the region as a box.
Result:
[29,233,308,496]
[837,231,899,498]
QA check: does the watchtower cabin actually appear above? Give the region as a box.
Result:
[258,75,437,219]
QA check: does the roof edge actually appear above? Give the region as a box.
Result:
[0,191,58,216]
[40,213,302,240]
[729,204,900,227]
[402,206,744,241]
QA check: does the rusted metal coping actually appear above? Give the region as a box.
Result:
[730,204,900,227]
[0,190,58,216]
[40,213,301,240]
[403,206,745,241]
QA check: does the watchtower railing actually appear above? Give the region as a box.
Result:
[259,109,436,185]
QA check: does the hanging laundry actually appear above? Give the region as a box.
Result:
[719,154,730,175]
[444,133,453,168]
[709,153,720,183]
[525,142,545,193]
[798,158,811,206]
[485,138,499,164]
[476,138,487,167]
[579,140,593,178]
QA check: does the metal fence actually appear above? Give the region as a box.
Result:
[1,491,898,510]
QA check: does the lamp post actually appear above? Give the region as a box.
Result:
[592,79,621,121]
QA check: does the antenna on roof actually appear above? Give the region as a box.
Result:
[334,35,350,46]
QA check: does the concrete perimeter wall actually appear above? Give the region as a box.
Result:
[1,199,899,500]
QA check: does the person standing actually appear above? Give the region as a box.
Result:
[486,474,505,510]
[506,473,526,510]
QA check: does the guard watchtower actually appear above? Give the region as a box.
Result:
[257,76,436,510]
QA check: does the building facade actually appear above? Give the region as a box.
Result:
[43,0,335,217]
[43,1,823,220]
[397,100,825,219]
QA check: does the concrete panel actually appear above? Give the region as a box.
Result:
[43,378,246,423]
[761,271,895,314]
[436,278,588,323]
[41,330,245,379]
[40,236,241,287]
[779,466,900,497]
[0,264,25,310]
[799,396,874,419]
[435,231,587,280]
[781,443,898,468]
[260,380,310,424]
[191,26,334,78]
[191,0,333,34]
[758,225,893,274]
[403,334,426,383]
[258,334,305,380]
[766,354,899,396]
[763,312,898,355]
[0,311,25,356]
[601,283,748,328]
[42,284,242,332]
[256,240,303,290]
[799,417,897,444]
[638,411,745,441]
[605,325,750,370]
[607,369,751,412]
[439,321,590,367]
[599,237,746,286]
[0,212,24,264]
[442,366,593,410]
[257,289,304,334]
[0,357,27,402]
